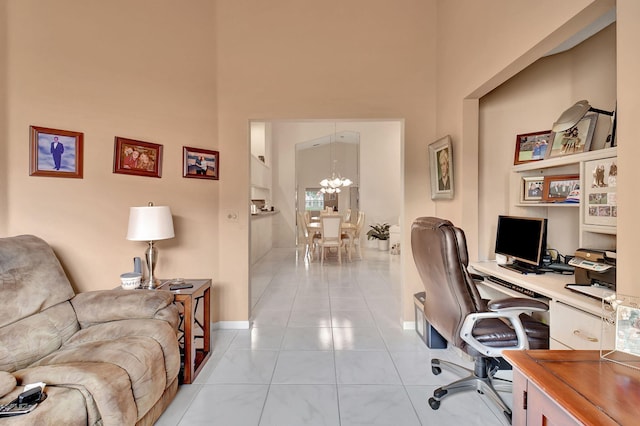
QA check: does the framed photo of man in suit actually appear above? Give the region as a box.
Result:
[30,125,84,178]
[429,135,454,200]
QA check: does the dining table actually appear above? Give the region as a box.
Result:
[306,221,357,262]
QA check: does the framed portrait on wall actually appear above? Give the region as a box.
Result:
[29,125,84,178]
[183,146,219,180]
[113,137,163,178]
[429,135,453,200]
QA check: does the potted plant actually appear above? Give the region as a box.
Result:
[367,223,391,251]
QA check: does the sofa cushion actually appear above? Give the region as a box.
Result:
[0,235,75,328]
[0,302,79,372]
[0,371,16,398]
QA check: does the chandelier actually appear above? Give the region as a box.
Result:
[320,127,352,193]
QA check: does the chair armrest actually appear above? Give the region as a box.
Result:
[460,298,548,358]
[488,297,548,312]
[71,289,177,329]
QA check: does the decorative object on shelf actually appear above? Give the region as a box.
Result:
[319,125,353,194]
[521,176,544,202]
[602,293,640,371]
[428,135,454,200]
[584,157,617,227]
[546,113,597,159]
[126,202,175,289]
[542,174,580,203]
[29,125,84,178]
[514,130,552,165]
[183,146,219,180]
[113,137,163,178]
[367,222,390,251]
[552,99,614,133]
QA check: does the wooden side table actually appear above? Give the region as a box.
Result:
[159,279,211,384]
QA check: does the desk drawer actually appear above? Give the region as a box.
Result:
[550,301,613,350]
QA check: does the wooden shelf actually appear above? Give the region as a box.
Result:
[515,203,578,208]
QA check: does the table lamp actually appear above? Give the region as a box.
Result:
[126,202,175,289]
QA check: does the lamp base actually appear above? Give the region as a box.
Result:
[144,278,160,290]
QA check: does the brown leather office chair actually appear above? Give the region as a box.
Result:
[411,217,549,423]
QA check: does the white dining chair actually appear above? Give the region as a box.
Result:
[318,214,344,264]
[343,211,365,261]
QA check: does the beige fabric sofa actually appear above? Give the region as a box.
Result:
[0,235,181,425]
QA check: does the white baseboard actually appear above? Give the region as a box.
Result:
[213,321,250,330]
[402,321,416,330]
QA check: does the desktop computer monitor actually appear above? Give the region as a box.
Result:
[495,215,547,273]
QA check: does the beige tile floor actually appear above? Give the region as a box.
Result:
[156,247,510,425]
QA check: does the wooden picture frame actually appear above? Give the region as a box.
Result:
[429,135,453,200]
[546,113,597,159]
[542,174,580,202]
[521,176,544,202]
[514,130,552,165]
[29,125,83,178]
[183,146,219,180]
[113,137,163,178]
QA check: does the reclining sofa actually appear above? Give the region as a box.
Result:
[0,235,181,425]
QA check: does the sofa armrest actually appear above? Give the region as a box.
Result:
[0,371,17,399]
[71,289,178,329]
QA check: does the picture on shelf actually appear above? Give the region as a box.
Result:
[584,157,617,226]
[546,113,597,159]
[521,176,544,202]
[514,130,552,165]
[542,174,580,203]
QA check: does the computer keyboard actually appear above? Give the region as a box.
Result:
[485,275,546,299]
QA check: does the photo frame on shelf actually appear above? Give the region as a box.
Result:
[113,137,163,178]
[183,146,219,180]
[514,130,552,165]
[584,157,617,227]
[542,174,580,203]
[29,125,83,178]
[546,113,597,159]
[428,135,453,200]
[521,176,544,202]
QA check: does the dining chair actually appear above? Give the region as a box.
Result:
[344,209,352,223]
[343,211,365,261]
[318,214,344,264]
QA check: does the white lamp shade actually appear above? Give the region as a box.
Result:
[126,205,175,241]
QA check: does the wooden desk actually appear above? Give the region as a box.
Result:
[504,350,640,425]
[159,279,211,384]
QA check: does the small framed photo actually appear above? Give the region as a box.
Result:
[615,303,640,358]
[113,137,163,178]
[429,135,453,200]
[521,176,544,202]
[29,125,83,178]
[514,130,552,165]
[542,174,580,202]
[183,146,219,180]
[546,113,597,159]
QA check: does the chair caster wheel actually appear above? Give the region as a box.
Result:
[432,366,442,375]
[433,388,447,398]
[428,397,440,410]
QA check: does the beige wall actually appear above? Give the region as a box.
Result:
[3,1,219,304]
[3,0,639,325]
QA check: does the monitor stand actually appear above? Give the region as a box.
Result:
[498,262,544,275]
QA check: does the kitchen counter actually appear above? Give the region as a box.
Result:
[251,210,279,218]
